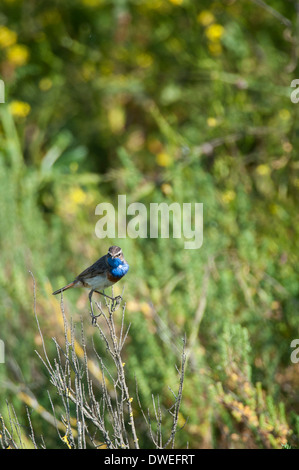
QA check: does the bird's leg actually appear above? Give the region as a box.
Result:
[94,290,122,302]
[111,286,122,310]
[94,290,114,301]
[89,289,101,325]
[94,289,122,312]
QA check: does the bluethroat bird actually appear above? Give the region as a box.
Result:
[52,245,129,323]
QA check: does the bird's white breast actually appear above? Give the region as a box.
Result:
[83,274,113,290]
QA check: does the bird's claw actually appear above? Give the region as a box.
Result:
[111,295,122,312]
[90,312,102,326]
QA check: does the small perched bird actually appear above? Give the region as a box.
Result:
[52,245,129,323]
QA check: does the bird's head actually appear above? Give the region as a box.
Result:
[107,246,125,267]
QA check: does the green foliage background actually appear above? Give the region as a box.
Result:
[0,0,299,448]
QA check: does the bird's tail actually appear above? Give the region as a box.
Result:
[52,281,77,295]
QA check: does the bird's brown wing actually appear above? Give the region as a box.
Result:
[76,254,108,281]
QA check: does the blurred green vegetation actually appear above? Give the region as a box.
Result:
[0,0,299,449]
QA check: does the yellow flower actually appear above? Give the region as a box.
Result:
[61,434,72,449]
[141,0,163,9]
[70,187,87,205]
[207,117,217,127]
[147,138,163,154]
[168,0,184,5]
[108,106,125,134]
[39,78,53,91]
[248,414,259,427]
[161,183,173,195]
[279,109,290,121]
[256,164,271,176]
[205,24,225,42]
[230,372,239,383]
[197,11,215,26]
[136,53,153,68]
[0,26,17,49]
[156,152,172,167]
[221,190,236,204]
[243,405,253,418]
[9,100,31,118]
[62,187,90,216]
[6,44,29,66]
[269,203,279,214]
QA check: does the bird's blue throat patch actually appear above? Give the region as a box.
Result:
[107,257,129,278]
